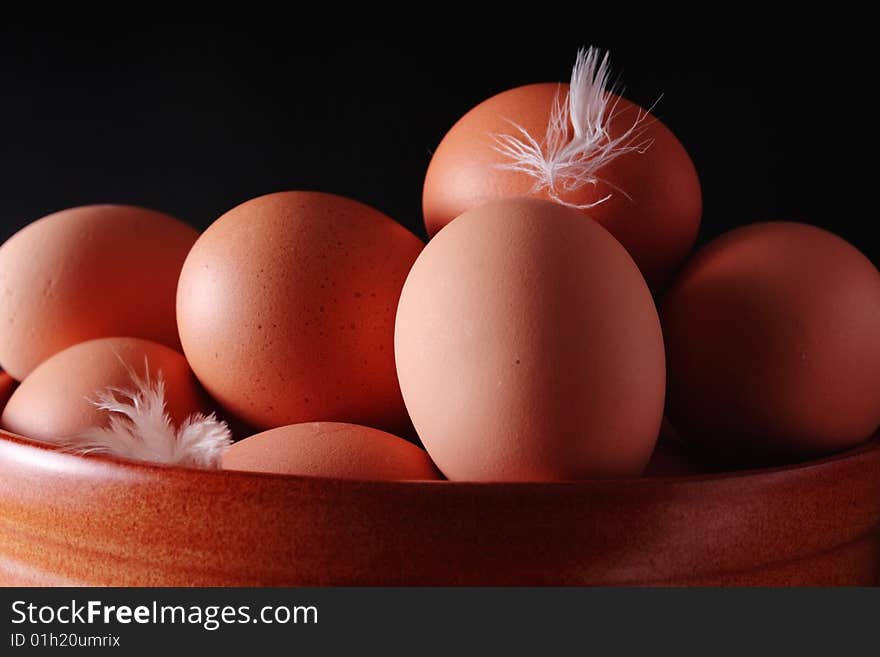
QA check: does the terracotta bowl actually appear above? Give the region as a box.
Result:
[1,373,878,586]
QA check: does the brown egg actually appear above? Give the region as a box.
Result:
[423,82,702,289]
[395,198,665,481]
[1,337,209,441]
[176,191,423,433]
[222,422,440,480]
[662,222,880,466]
[0,205,198,380]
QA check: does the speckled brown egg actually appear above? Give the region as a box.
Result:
[0,337,209,441]
[0,205,198,380]
[662,222,880,466]
[422,82,702,290]
[222,422,440,480]
[176,191,423,434]
[395,198,666,482]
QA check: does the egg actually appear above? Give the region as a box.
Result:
[176,191,423,434]
[0,205,198,380]
[1,337,209,441]
[222,422,440,480]
[422,50,701,290]
[661,222,880,466]
[395,198,665,481]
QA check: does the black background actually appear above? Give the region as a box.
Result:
[0,22,864,263]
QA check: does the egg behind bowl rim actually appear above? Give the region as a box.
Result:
[661,221,880,468]
[0,336,211,444]
[222,421,442,481]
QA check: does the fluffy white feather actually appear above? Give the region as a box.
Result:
[61,359,231,468]
[492,47,656,208]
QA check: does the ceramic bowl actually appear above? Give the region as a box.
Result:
[1,372,879,586]
[0,446,877,583]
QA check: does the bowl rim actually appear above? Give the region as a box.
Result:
[2,427,878,489]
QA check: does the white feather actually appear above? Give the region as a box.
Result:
[60,359,231,468]
[492,47,656,209]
